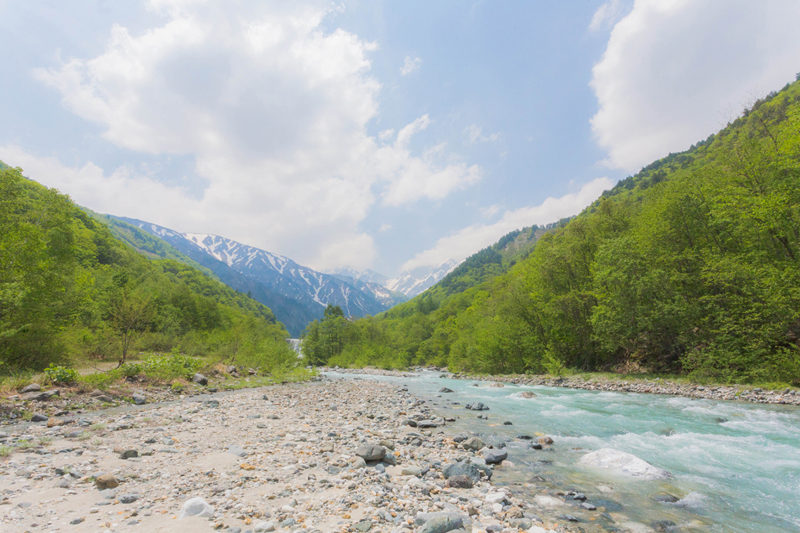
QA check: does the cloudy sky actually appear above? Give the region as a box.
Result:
[2,0,799,276]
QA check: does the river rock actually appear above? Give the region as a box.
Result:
[20,383,41,393]
[483,449,508,465]
[417,417,445,428]
[31,413,48,422]
[519,391,537,398]
[132,393,147,405]
[24,389,60,401]
[355,444,386,462]
[444,458,492,482]
[447,474,473,488]
[180,496,214,518]
[192,373,208,386]
[95,474,119,490]
[439,387,454,393]
[462,436,485,451]
[578,448,671,480]
[465,401,489,411]
[417,511,469,533]
[119,449,139,459]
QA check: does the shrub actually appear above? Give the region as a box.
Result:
[140,352,202,381]
[43,364,79,385]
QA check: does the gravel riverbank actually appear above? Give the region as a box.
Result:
[0,378,586,533]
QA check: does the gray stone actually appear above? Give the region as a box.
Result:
[483,449,508,465]
[132,393,147,405]
[20,383,41,393]
[417,512,468,533]
[253,521,275,532]
[31,413,48,422]
[417,418,445,428]
[192,373,208,385]
[465,402,489,411]
[446,474,473,488]
[401,466,422,476]
[119,493,139,504]
[355,444,386,462]
[228,444,247,457]
[120,449,138,459]
[439,387,454,393]
[25,389,60,401]
[461,436,485,451]
[443,459,492,482]
[180,497,214,519]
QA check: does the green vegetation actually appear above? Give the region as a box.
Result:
[0,166,298,375]
[305,80,800,385]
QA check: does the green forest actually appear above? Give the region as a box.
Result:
[303,80,800,385]
[0,166,296,374]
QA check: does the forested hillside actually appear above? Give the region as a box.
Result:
[0,167,295,372]
[304,80,800,384]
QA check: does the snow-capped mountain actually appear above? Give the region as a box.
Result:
[110,217,399,336]
[386,260,460,298]
[327,268,406,309]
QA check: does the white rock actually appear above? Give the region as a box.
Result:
[254,520,276,532]
[179,497,214,519]
[485,492,508,504]
[578,448,671,480]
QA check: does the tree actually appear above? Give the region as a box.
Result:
[108,287,153,366]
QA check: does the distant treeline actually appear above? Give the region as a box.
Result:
[303,80,800,384]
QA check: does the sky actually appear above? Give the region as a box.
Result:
[1,0,799,277]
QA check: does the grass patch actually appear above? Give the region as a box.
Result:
[0,445,13,457]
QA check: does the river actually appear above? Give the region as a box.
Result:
[326,370,800,532]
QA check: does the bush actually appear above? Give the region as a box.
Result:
[139,352,202,381]
[43,364,79,385]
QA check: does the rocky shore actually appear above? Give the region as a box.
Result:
[327,367,800,406]
[0,378,581,533]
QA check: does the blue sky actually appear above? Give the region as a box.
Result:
[2,0,799,276]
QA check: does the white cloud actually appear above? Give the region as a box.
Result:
[591,0,800,172]
[400,55,421,76]
[29,0,479,271]
[589,0,629,32]
[401,177,613,271]
[465,124,500,144]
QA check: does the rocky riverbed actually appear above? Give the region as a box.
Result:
[327,367,800,406]
[0,378,587,533]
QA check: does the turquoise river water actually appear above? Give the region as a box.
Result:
[327,371,800,532]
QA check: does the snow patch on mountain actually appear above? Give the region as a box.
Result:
[385,260,460,298]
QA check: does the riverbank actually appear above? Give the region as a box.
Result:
[324,367,800,406]
[0,377,582,533]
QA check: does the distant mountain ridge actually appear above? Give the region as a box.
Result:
[384,260,460,298]
[105,217,404,336]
